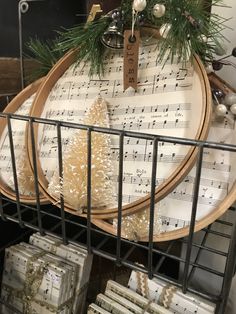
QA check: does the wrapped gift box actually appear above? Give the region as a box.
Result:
[1,242,77,313]
[105,280,172,314]
[128,270,215,314]
[96,293,134,314]
[1,285,71,314]
[29,232,93,314]
[88,303,110,314]
[105,290,144,313]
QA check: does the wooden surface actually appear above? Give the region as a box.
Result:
[0,58,39,95]
[208,72,236,95]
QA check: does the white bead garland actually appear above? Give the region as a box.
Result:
[133,0,147,12]
[199,34,208,43]
[215,104,227,116]
[159,23,171,38]
[230,104,236,115]
[153,4,166,18]
[224,93,236,106]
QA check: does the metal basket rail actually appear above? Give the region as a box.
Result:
[0,111,235,313]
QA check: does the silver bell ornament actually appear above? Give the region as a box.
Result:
[101,9,124,49]
[153,4,166,18]
[133,0,147,12]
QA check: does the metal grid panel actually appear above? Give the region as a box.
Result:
[0,112,235,313]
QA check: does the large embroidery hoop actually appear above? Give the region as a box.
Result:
[27,32,211,219]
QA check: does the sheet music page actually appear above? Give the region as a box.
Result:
[0,94,35,195]
[157,113,236,232]
[38,44,204,207]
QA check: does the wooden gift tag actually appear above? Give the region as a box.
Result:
[123,30,140,91]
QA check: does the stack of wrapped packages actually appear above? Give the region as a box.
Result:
[1,233,93,314]
[88,270,215,314]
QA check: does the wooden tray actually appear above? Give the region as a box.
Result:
[27,39,211,219]
[0,78,48,204]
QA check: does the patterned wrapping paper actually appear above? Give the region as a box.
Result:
[87,303,111,314]
[1,242,77,313]
[1,285,71,314]
[128,270,215,314]
[29,232,93,314]
[87,279,173,313]
[105,280,172,314]
[96,293,135,314]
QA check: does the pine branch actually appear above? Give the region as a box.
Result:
[26,38,64,80]
[56,17,112,76]
[25,0,228,79]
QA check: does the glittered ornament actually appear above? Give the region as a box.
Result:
[230,104,236,115]
[133,0,147,12]
[152,4,166,18]
[9,149,36,196]
[224,93,236,106]
[159,23,171,39]
[113,208,161,241]
[215,104,227,116]
[48,97,115,211]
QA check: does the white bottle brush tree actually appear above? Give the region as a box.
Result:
[48,97,115,212]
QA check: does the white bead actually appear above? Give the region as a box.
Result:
[159,23,171,38]
[200,34,208,43]
[224,93,236,106]
[205,63,213,74]
[215,104,227,116]
[133,0,146,12]
[153,4,166,18]
[230,104,236,115]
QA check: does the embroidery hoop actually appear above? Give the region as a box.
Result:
[27,32,211,219]
[0,79,48,204]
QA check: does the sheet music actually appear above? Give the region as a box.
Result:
[157,113,236,233]
[0,94,35,195]
[38,44,204,207]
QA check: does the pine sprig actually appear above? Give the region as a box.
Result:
[121,0,228,66]
[56,17,112,76]
[26,0,228,78]
[26,38,64,80]
[164,0,227,64]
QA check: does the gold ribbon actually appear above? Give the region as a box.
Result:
[3,248,76,313]
[159,284,177,309]
[141,300,153,314]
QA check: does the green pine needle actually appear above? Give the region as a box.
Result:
[26,38,64,80]
[56,17,112,76]
[26,0,228,79]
